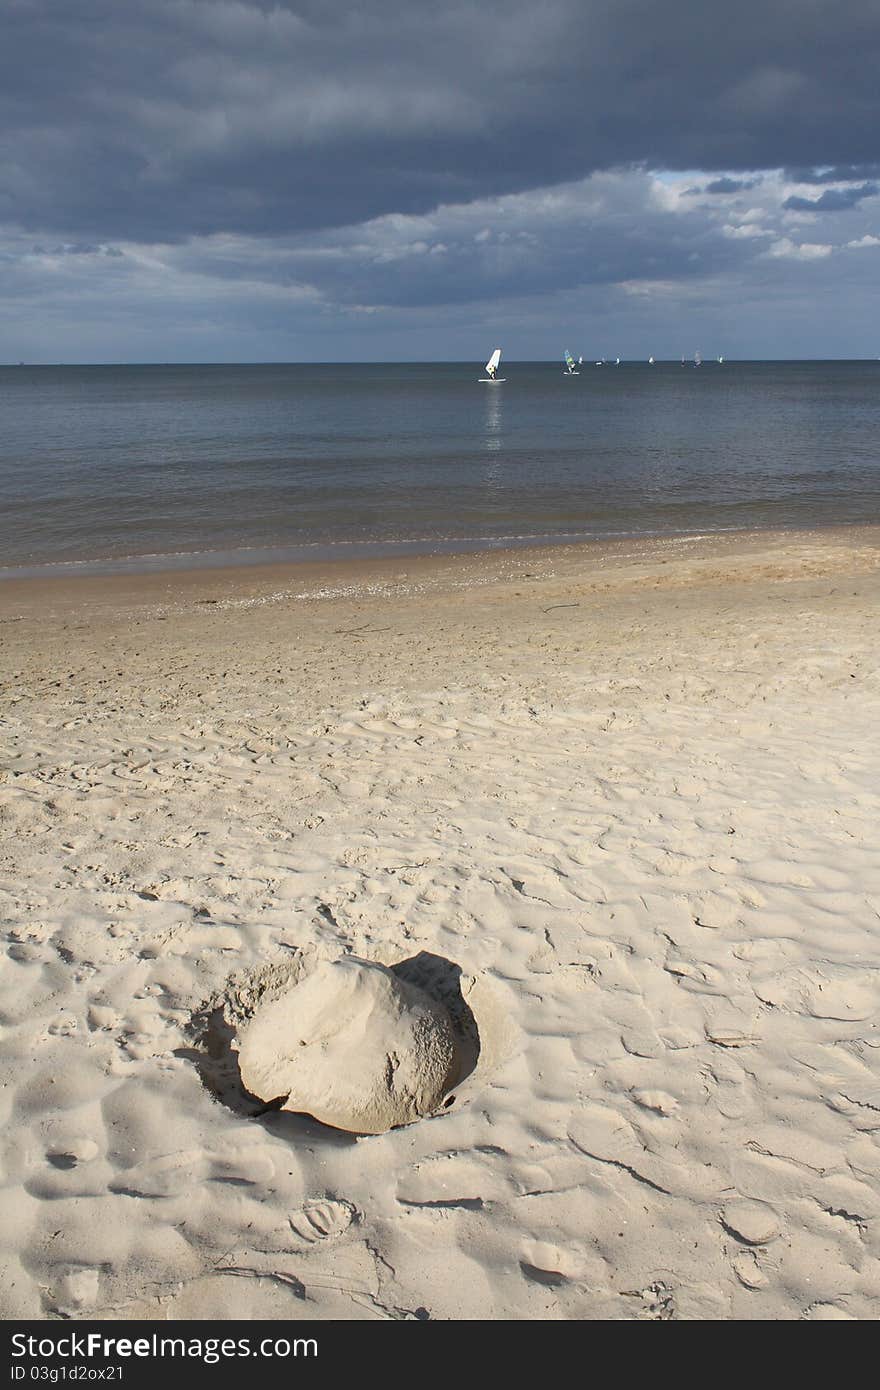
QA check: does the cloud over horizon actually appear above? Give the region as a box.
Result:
[2,1,880,358]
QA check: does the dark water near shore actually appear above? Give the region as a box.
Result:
[1,360,879,577]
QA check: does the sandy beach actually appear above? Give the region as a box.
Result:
[2,525,880,1321]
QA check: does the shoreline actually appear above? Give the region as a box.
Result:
[3,521,880,622]
[2,515,879,589]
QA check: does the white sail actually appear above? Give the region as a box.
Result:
[648,356,654,364]
[485,348,502,376]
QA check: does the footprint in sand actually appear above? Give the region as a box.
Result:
[49,1265,104,1315]
[731,1250,770,1290]
[753,965,876,1021]
[109,1145,275,1198]
[47,1138,99,1167]
[804,1303,858,1319]
[88,1004,120,1031]
[288,1198,358,1246]
[630,1089,679,1116]
[721,1198,782,1246]
[46,1014,78,1037]
[519,1240,590,1287]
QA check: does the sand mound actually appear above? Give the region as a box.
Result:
[236,956,460,1133]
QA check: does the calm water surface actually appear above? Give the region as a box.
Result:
[1,361,878,576]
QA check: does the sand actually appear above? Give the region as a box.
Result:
[1,526,879,1320]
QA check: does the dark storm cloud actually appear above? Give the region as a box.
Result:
[3,0,880,242]
[132,170,788,317]
[783,183,878,211]
[783,164,880,184]
[30,242,125,257]
[704,177,761,194]
[270,190,750,310]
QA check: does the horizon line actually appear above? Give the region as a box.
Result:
[2,356,879,368]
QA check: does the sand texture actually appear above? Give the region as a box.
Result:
[1,527,880,1320]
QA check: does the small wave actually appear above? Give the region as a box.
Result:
[0,517,865,583]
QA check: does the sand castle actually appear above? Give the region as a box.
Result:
[237,956,461,1133]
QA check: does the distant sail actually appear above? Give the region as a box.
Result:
[648,356,654,364]
[485,348,502,377]
[564,350,577,374]
[694,350,702,367]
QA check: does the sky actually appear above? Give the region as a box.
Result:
[2,0,880,361]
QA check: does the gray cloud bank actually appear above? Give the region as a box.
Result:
[3,1,880,358]
[3,0,880,242]
[783,183,878,211]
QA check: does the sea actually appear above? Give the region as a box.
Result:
[1,360,878,579]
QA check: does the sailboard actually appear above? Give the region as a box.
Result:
[480,347,505,382]
[563,350,580,375]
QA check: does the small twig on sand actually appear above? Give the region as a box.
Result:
[334,625,392,635]
[542,603,580,613]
